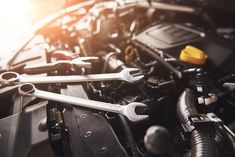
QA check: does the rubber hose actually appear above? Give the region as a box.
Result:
[177,89,217,157]
[118,114,139,157]
[191,127,217,157]
[216,124,235,153]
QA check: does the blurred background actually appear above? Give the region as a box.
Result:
[0,0,83,59]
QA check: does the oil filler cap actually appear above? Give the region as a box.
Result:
[180,45,207,65]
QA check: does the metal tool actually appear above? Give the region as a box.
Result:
[51,50,79,60]
[23,56,99,74]
[0,68,144,85]
[18,83,148,122]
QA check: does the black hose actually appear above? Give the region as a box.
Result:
[216,124,235,153]
[191,127,217,157]
[177,89,217,157]
[118,114,139,157]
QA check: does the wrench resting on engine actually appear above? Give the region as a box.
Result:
[0,68,144,85]
[23,56,99,74]
[18,83,148,122]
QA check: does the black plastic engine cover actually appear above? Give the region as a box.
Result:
[0,101,54,157]
[60,85,128,157]
[133,23,235,76]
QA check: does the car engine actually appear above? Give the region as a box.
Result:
[0,0,235,157]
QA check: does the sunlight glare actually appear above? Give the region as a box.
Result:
[0,0,32,58]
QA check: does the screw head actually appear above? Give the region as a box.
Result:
[84,131,92,138]
[80,114,87,118]
[100,146,108,153]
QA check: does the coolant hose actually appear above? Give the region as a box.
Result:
[177,89,217,157]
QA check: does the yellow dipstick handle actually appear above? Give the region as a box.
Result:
[180,45,207,65]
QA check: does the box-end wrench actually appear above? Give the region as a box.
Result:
[23,56,99,74]
[18,83,148,122]
[0,68,144,86]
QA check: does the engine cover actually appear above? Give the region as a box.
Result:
[133,23,235,75]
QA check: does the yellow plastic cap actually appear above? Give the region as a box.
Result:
[179,45,207,65]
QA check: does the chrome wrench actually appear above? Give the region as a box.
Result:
[18,83,148,122]
[23,56,99,74]
[0,68,144,86]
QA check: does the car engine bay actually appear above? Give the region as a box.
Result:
[0,0,235,157]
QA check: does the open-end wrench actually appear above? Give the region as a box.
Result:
[18,83,148,122]
[0,68,144,86]
[23,56,99,74]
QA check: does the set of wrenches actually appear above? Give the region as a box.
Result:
[0,66,148,122]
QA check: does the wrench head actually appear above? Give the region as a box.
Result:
[70,57,99,68]
[122,102,149,122]
[18,83,36,96]
[0,72,20,85]
[120,68,144,83]
[70,59,92,68]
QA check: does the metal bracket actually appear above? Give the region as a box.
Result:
[189,113,223,130]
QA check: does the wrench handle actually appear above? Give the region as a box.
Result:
[32,89,123,113]
[19,73,121,84]
[24,64,65,74]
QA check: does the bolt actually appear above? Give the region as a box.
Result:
[38,117,47,132]
[84,131,92,138]
[80,114,87,119]
[100,146,108,153]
